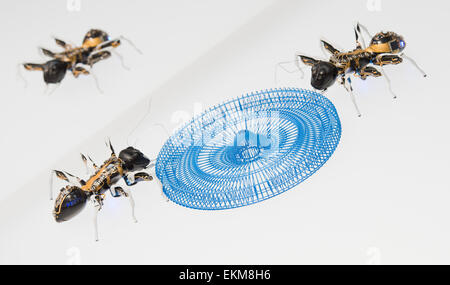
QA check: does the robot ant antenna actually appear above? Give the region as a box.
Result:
[274,56,306,86]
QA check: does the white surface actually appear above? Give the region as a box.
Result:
[1,0,450,264]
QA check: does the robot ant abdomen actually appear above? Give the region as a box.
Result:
[53,186,88,223]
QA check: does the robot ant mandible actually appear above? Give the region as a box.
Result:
[279,23,427,116]
[50,140,153,241]
[22,29,141,92]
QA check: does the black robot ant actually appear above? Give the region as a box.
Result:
[283,23,426,116]
[23,29,141,90]
[51,141,153,241]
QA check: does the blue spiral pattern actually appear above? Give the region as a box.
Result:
[156,88,341,210]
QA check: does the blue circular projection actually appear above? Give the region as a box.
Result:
[156,88,341,210]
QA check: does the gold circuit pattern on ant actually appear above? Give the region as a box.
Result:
[294,23,427,116]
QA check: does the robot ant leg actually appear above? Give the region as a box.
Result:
[342,74,362,117]
[39,47,56,59]
[320,40,341,56]
[72,65,90,78]
[72,62,104,93]
[110,186,138,223]
[72,64,103,93]
[93,43,126,71]
[93,206,100,242]
[91,194,103,242]
[373,55,404,99]
[111,50,131,70]
[89,69,104,94]
[50,170,85,200]
[354,23,367,49]
[44,83,62,96]
[17,63,29,88]
[360,65,398,100]
[400,53,427,77]
[378,67,397,99]
[124,172,153,187]
[356,22,372,40]
[126,189,137,223]
[81,153,98,175]
[359,66,382,79]
[53,38,73,50]
[87,51,112,66]
[94,37,141,70]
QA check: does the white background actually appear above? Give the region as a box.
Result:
[1,0,450,264]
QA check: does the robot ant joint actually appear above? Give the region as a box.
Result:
[281,23,427,116]
[51,140,153,241]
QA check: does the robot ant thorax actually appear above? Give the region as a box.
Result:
[51,141,153,240]
[295,23,426,116]
[23,29,132,85]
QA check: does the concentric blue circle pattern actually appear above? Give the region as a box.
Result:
[156,88,341,210]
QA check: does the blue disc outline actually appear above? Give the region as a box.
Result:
[156,88,342,210]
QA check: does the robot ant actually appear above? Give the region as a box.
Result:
[51,140,153,241]
[22,29,141,91]
[280,23,427,116]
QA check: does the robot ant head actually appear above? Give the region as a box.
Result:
[299,56,339,91]
[82,29,110,48]
[43,60,69,84]
[370,31,406,54]
[310,61,339,90]
[119,146,151,172]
